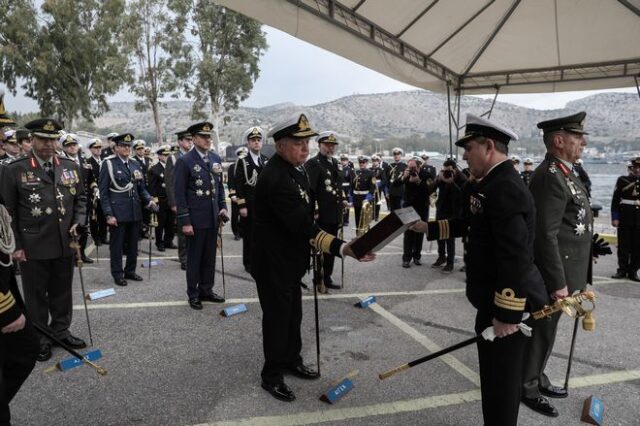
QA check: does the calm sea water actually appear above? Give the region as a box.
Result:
[427,159,626,215]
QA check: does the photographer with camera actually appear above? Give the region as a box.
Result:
[401,158,433,268]
[430,159,466,273]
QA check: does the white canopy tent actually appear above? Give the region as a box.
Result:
[215,0,640,149]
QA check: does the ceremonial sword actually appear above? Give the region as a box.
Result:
[379,291,596,380]
[70,234,94,347]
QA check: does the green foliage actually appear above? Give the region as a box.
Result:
[173,1,267,142]
[123,0,192,143]
[0,0,130,128]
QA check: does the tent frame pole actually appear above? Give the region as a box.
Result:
[634,75,640,100]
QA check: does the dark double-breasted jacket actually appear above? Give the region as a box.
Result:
[98,155,152,223]
[174,149,226,229]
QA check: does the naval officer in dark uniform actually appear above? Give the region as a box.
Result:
[0,107,39,425]
[521,112,594,417]
[147,146,175,251]
[165,130,193,270]
[411,114,546,426]
[339,153,353,226]
[387,148,407,210]
[350,156,376,232]
[174,122,227,310]
[305,131,346,291]
[252,112,373,402]
[611,157,640,281]
[87,138,109,246]
[227,146,247,240]
[1,118,89,362]
[99,133,156,287]
[234,126,269,273]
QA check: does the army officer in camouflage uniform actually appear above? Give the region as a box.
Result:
[521,112,593,418]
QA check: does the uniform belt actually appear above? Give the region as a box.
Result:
[620,199,640,206]
[353,190,369,195]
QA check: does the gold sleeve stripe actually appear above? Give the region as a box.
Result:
[438,220,450,240]
[237,198,246,205]
[0,291,16,314]
[228,189,236,195]
[494,288,526,312]
[312,231,335,254]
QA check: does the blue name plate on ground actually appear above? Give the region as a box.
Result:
[221,304,247,317]
[141,260,162,268]
[581,395,604,425]
[320,378,354,404]
[58,349,103,371]
[354,296,376,308]
[86,288,116,301]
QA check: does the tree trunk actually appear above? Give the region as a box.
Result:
[151,100,163,145]
[210,102,222,154]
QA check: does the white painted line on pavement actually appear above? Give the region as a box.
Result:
[73,288,465,310]
[90,251,441,262]
[368,303,481,387]
[194,369,640,426]
[195,390,482,426]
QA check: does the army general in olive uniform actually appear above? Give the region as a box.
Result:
[521,112,594,418]
[1,118,88,362]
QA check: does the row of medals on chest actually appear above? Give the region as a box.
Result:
[193,164,216,197]
[26,170,70,219]
[549,162,590,236]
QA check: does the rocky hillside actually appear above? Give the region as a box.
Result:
[88,91,640,145]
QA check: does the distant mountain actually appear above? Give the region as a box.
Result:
[88,91,640,146]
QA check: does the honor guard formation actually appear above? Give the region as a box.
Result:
[1,86,637,426]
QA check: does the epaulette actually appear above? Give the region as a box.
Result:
[104,155,116,161]
[5,155,28,165]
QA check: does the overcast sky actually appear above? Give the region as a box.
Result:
[2,25,636,114]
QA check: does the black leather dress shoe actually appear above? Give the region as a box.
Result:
[57,335,87,349]
[261,381,296,402]
[521,396,559,417]
[540,384,568,399]
[287,364,320,380]
[180,263,187,271]
[629,272,640,282]
[37,343,52,362]
[413,258,422,266]
[114,278,128,287]
[81,256,94,264]
[124,273,143,281]
[612,270,627,279]
[189,298,203,310]
[156,245,166,252]
[325,282,341,290]
[402,261,411,268]
[200,293,225,303]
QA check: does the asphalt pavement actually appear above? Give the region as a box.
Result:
[10,214,640,426]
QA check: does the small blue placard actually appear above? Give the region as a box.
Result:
[221,304,247,317]
[354,296,376,308]
[581,395,605,425]
[87,288,116,301]
[321,378,354,404]
[141,260,162,268]
[58,349,103,371]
